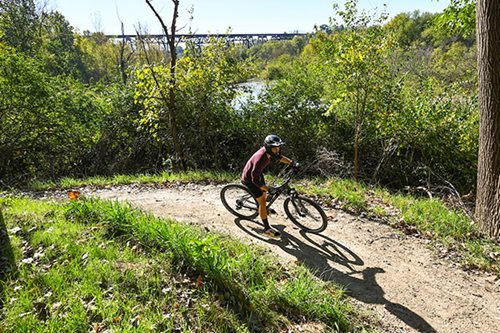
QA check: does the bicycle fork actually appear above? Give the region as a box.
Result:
[291,197,307,217]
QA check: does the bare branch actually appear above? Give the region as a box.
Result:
[145,0,171,42]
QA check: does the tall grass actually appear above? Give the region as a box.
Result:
[29,170,237,191]
[0,196,368,332]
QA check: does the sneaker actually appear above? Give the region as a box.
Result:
[262,228,281,238]
[266,208,277,215]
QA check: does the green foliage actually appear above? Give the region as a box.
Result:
[373,76,478,189]
[0,43,110,182]
[311,0,398,178]
[436,0,476,39]
[0,0,39,54]
[134,37,255,170]
[37,11,85,79]
[76,32,125,83]
[383,11,436,47]
[249,36,308,65]
[250,56,328,163]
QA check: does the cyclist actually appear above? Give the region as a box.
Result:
[241,134,296,237]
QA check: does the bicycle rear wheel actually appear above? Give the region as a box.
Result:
[220,184,259,219]
[284,196,327,233]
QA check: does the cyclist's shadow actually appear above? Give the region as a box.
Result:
[234,218,437,333]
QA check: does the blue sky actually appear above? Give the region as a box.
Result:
[50,0,449,35]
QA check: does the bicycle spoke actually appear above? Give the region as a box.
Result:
[220,184,259,219]
[284,196,327,233]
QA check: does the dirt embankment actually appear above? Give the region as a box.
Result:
[78,183,499,333]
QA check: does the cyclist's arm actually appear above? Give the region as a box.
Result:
[279,155,293,165]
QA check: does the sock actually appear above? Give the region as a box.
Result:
[262,218,270,229]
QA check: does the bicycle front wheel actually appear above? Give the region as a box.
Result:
[220,184,259,219]
[284,196,327,233]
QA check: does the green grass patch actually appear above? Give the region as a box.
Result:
[0,195,370,332]
[29,170,237,191]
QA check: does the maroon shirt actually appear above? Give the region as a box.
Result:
[241,147,270,187]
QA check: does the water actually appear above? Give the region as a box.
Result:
[233,80,265,110]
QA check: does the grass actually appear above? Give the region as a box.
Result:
[0,195,371,332]
[28,170,237,191]
[25,170,500,274]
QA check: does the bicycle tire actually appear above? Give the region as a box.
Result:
[284,196,327,233]
[220,184,259,219]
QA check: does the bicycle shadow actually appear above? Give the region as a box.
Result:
[234,218,437,333]
[0,210,17,310]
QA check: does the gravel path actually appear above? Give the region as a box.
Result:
[83,183,500,333]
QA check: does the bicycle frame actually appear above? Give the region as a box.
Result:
[265,165,300,210]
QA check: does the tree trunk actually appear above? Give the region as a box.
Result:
[119,23,128,84]
[476,0,500,238]
[167,0,187,171]
[354,124,360,180]
[145,0,186,171]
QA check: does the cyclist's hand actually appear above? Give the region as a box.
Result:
[291,161,300,172]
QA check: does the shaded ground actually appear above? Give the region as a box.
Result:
[0,210,17,310]
[83,183,499,333]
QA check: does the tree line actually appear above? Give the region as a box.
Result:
[0,0,497,236]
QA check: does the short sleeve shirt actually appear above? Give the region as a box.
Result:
[241,147,270,187]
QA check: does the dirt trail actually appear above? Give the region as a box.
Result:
[86,183,499,333]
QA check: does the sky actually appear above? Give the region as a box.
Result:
[49,0,450,36]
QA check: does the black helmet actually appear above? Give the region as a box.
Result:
[264,134,285,147]
[264,134,285,154]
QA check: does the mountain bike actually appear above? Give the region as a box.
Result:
[220,165,328,233]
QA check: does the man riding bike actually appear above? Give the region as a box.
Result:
[241,134,297,237]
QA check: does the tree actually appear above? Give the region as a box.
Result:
[312,0,395,179]
[142,0,186,170]
[0,0,39,54]
[475,0,500,238]
[38,11,85,78]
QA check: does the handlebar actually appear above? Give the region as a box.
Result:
[275,164,299,187]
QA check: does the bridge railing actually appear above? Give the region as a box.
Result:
[105,33,309,50]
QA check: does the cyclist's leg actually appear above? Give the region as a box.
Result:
[242,181,279,236]
[256,192,280,237]
[243,181,268,224]
[242,181,266,220]
[256,194,268,224]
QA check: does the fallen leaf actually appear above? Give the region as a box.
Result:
[196,275,203,288]
[68,191,80,200]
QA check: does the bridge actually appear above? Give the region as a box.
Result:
[105,33,309,50]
